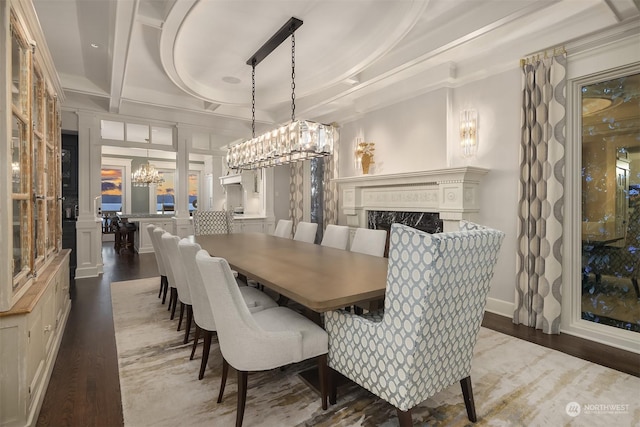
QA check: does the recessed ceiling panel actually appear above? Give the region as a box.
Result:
[171,0,426,107]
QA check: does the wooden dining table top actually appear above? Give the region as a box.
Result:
[194,232,388,312]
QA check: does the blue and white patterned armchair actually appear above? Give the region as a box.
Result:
[193,209,233,235]
[325,222,505,426]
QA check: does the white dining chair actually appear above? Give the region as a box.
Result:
[273,219,293,239]
[293,221,318,243]
[195,250,329,427]
[320,224,349,250]
[350,228,387,257]
[178,238,278,380]
[146,224,168,302]
[153,227,178,317]
[162,232,195,343]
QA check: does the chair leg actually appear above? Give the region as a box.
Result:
[217,358,229,403]
[183,305,193,344]
[158,276,163,298]
[632,277,639,299]
[177,302,185,331]
[317,354,328,410]
[170,288,178,320]
[460,376,477,422]
[329,367,337,405]
[236,370,248,427]
[167,286,174,311]
[161,277,169,304]
[396,408,413,427]
[190,325,201,360]
[199,330,212,380]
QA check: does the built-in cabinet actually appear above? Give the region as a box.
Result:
[1,2,69,426]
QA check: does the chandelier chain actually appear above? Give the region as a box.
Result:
[252,62,256,138]
[291,31,295,122]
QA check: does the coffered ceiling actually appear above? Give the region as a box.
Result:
[32,0,639,148]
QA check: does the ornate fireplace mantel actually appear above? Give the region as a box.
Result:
[333,167,489,232]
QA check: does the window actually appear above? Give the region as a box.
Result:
[580,72,640,334]
[189,171,199,211]
[102,168,124,213]
[156,170,175,213]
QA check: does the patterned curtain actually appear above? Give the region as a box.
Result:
[514,52,567,334]
[323,150,339,229]
[289,162,304,232]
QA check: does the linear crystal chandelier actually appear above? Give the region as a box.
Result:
[226,18,337,171]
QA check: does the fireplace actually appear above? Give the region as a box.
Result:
[334,167,489,233]
[368,210,442,257]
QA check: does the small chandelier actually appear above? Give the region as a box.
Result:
[460,109,478,158]
[132,162,163,187]
[226,17,337,171]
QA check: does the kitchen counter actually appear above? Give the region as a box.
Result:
[117,213,175,219]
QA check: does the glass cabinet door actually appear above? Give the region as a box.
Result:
[11,115,31,285]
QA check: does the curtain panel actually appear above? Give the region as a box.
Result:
[514,52,567,334]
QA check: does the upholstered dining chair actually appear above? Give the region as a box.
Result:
[193,209,234,235]
[320,224,350,250]
[350,228,387,257]
[273,219,293,239]
[293,221,318,243]
[325,222,505,427]
[146,224,168,303]
[195,251,329,427]
[161,232,196,343]
[177,238,278,380]
[153,227,179,319]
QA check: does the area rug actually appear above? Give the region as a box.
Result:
[111,277,640,427]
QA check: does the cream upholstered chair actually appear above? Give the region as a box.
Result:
[320,224,350,250]
[162,232,196,343]
[153,227,179,319]
[350,228,387,257]
[193,209,233,235]
[273,219,293,239]
[293,221,318,243]
[177,238,277,380]
[146,224,168,302]
[325,222,504,426]
[195,250,329,426]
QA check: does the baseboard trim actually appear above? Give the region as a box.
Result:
[485,297,514,318]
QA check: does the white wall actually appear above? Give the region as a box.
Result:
[337,72,522,308]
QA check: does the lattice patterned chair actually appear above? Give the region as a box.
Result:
[583,205,640,298]
[325,222,505,426]
[193,210,233,235]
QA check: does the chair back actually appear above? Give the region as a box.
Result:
[380,223,504,401]
[193,210,233,235]
[350,228,387,257]
[293,221,318,243]
[178,239,215,330]
[146,224,166,275]
[161,232,192,305]
[320,225,350,250]
[273,219,293,239]
[152,227,172,282]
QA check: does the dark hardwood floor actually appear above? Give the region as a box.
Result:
[36,243,639,426]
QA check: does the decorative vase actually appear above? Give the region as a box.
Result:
[361,153,372,175]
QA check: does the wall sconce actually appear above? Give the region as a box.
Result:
[355,137,375,175]
[460,109,478,158]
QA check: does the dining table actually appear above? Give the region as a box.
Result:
[194,232,388,313]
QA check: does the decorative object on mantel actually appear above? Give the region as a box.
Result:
[226,17,337,171]
[355,139,375,174]
[460,109,478,157]
[132,161,163,187]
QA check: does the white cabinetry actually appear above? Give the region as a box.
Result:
[0,251,71,427]
[130,216,176,253]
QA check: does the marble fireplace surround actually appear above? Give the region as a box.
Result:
[333,167,489,233]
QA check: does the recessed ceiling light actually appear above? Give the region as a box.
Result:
[90,43,100,49]
[222,76,241,84]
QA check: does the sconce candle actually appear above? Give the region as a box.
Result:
[460,109,478,158]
